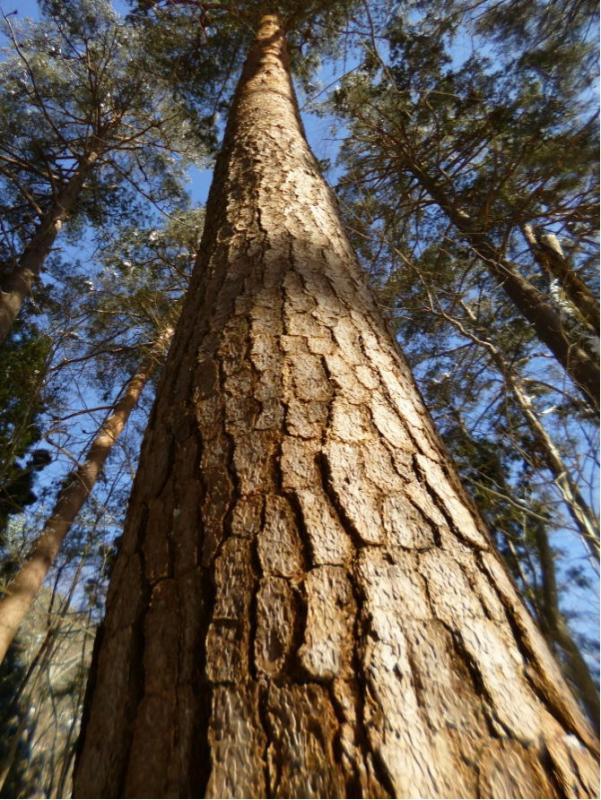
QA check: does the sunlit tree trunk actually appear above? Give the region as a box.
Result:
[73,15,599,799]
[523,224,600,337]
[0,151,97,345]
[506,366,599,560]
[453,300,599,562]
[533,521,600,729]
[0,346,158,664]
[405,163,599,414]
[421,290,599,714]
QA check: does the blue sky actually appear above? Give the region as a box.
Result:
[1,0,38,16]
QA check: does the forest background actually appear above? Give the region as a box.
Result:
[0,0,598,795]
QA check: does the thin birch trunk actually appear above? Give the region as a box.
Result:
[0,347,157,665]
[73,15,599,798]
[0,152,97,345]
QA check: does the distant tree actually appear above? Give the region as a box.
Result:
[0,0,210,342]
[0,208,201,664]
[0,315,51,549]
[333,0,599,412]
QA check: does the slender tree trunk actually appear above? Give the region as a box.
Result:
[0,696,30,792]
[523,224,600,337]
[534,522,600,729]
[0,152,97,345]
[73,16,599,799]
[407,163,600,414]
[452,299,599,561]
[0,350,156,665]
[504,365,599,561]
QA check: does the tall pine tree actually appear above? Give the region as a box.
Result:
[74,9,598,797]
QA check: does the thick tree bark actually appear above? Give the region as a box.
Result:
[73,15,599,799]
[426,283,600,713]
[0,152,97,345]
[0,350,156,665]
[406,164,600,414]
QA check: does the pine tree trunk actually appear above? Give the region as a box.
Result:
[533,522,600,730]
[0,351,155,665]
[0,152,97,345]
[523,224,600,337]
[406,164,600,414]
[505,366,599,561]
[73,16,599,799]
[452,302,600,561]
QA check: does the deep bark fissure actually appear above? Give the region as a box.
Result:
[346,624,374,792]
[370,744,401,799]
[347,566,394,799]
[478,549,596,744]
[412,452,488,552]
[256,683,273,797]
[444,622,514,738]
[191,586,216,800]
[503,595,592,743]
[541,742,575,799]
[249,523,265,685]
[316,450,370,553]
[406,494,443,548]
